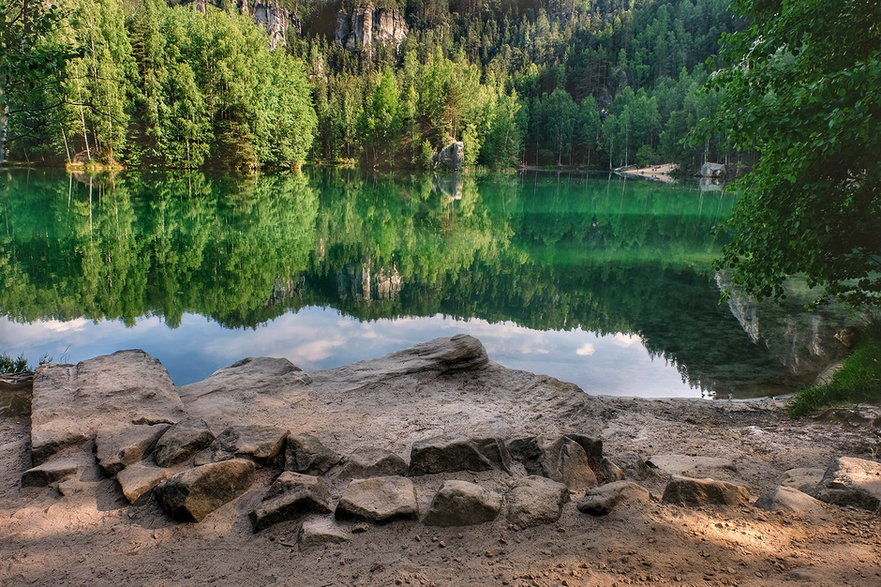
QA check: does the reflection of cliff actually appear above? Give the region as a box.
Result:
[336,260,403,303]
[717,271,861,383]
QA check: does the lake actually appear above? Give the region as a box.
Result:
[0,168,850,398]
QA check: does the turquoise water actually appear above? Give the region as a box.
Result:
[0,168,797,397]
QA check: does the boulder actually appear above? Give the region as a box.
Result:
[423,480,502,527]
[647,454,737,478]
[700,162,727,178]
[155,459,256,522]
[30,350,185,464]
[95,424,170,476]
[251,472,332,531]
[299,517,353,550]
[505,476,569,527]
[662,476,752,507]
[609,452,655,480]
[207,425,288,465]
[338,447,408,479]
[284,434,341,475]
[564,434,603,468]
[117,463,172,503]
[599,457,626,483]
[335,476,418,523]
[435,142,465,170]
[755,486,826,515]
[153,418,215,467]
[21,456,84,488]
[577,481,651,516]
[409,436,511,476]
[812,456,881,512]
[780,467,825,493]
[507,435,597,493]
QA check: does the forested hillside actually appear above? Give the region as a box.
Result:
[1,0,742,169]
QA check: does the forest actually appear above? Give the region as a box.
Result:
[1,0,740,170]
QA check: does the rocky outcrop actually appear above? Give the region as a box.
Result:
[699,162,727,178]
[194,0,298,49]
[422,480,502,527]
[153,418,214,468]
[155,459,256,522]
[435,142,464,171]
[577,481,651,516]
[812,456,881,512]
[116,463,172,503]
[335,476,418,523]
[251,472,332,531]
[206,425,288,465]
[337,447,408,479]
[754,486,826,515]
[30,350,186,465]
[284,434,341,475]
[409,436,511,476]
[335,3,408,54]
[506,476,569,527]
[507,435,597,493]
[662,476,753,507]
[95,424,170,476]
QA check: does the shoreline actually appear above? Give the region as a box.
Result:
[2,337,880,585]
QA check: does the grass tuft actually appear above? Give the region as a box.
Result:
[789,323,881,418]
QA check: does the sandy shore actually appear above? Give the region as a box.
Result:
[1,337,879,586]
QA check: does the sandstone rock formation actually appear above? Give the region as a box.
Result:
[577,481,651,516]
[251,472,332,531]
[422,480,503,527]
[335,476,418,523]
[335,3,408,54]
[506,476,569,527]
[662,476,753,507]
[155,459,256,522]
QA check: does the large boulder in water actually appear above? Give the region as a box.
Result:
[30,350,185,464]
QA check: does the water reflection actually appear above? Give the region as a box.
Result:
[0,168,832,397]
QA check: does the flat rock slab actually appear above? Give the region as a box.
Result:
[30,350,185,464]
[577,481,651,516]
[507,435,597,493]
[208,426,289,464]
[813,456,881,512]
[336,476,418,523]
[338,447,408,479]
[155,459,256,522]
[423,480,502,527]
[662,476,753,507]
[21,456,85,488]
[95,424,170,476]
[506,476,569,527]
[409,436,510,475]
[780,467,826,493]
[285,434,341,475]
[755,486,826,515]
[153,419,215,468]
[647,454,737,478]
[117,463,172,503]
[299,517,353,550]
[252,472,332,531]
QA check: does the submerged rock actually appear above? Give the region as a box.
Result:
[506,476,569,527]
[422,480,502,527]
[155,459,256,522]
[30,350,185,464]
[335,476,418,523]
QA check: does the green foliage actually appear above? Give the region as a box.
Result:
[789,324,881,418]
[712,0,881,305]
[0,353,28,373]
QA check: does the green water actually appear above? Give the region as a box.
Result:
[0,168,806,397]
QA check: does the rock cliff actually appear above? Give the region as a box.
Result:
[334,3,408,53]
[194,0,299,50]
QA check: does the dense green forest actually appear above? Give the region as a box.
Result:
[1,0,741,169]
